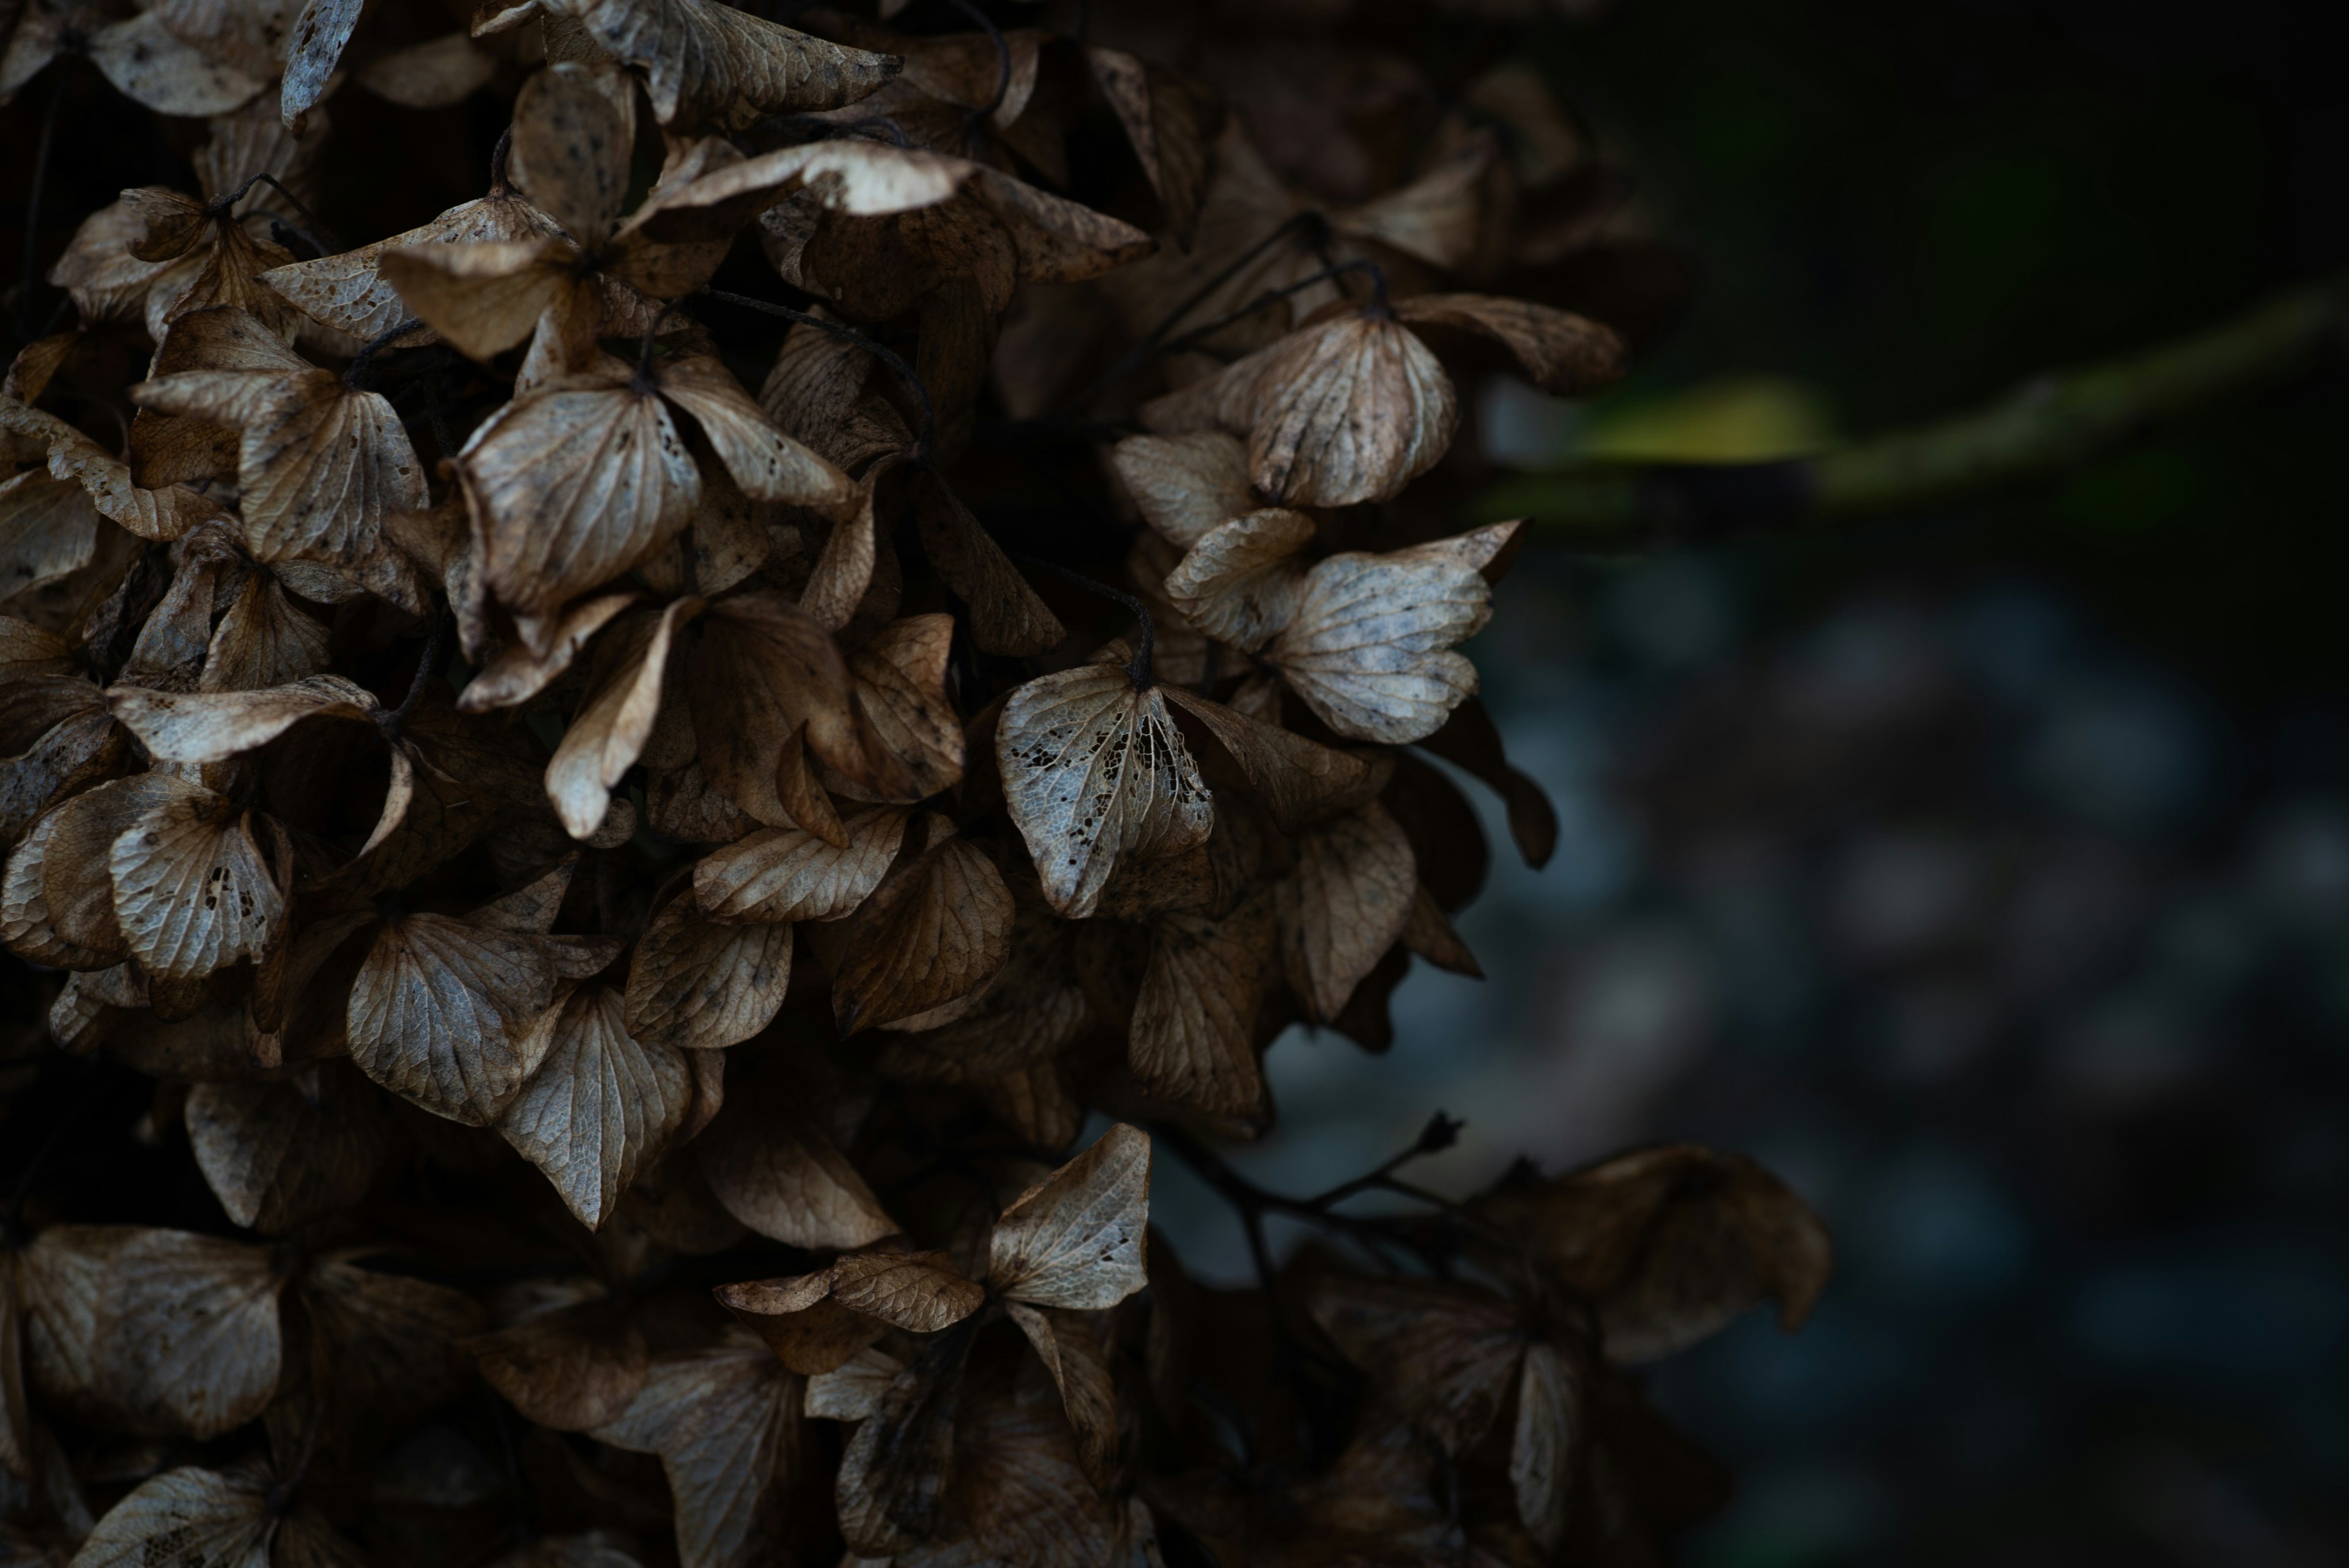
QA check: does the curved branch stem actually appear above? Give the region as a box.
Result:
[1494,271,2349,548]
[1014,556,1154,688]
[700,286,937,464]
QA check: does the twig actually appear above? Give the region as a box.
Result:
[1156,258,1386,359]
[940,0,1013,122]
[1307,1112,1463,1209]
[1014,556,1154,688]
[1494,270,2349,548]
[344,319,424,390]
[212,173,338,252]
[700,286,938,464]
[489,125,514,192]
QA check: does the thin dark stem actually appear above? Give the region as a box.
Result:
[1157,259,1386,358]
[1142,211,1319,351]
[1307,1112,1464,1209]
[700,287,938,464]
[489,125,514,191]
[212,173,336,250]
[1015,556,1154,689]
[15,73,66,344]
[344,319,423,390]
[766,113,912,148]
[940,0,1012,121]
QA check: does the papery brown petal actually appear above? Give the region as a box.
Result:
[547,598,700,840]
[371,233,573,357]
[462,374,701,641]
[296,1252,486,1445]
[1401,883,1482,977]
[1086,48,1217,248]
[587,1331,807,1568]
[68,1463,275,1568]
[911,473,1063,656]
[546,0,899,130]
[108,674,380,763]
[696,1091,896,1249]
[830,822,1012,1033]
[1160,684,1382,833]
[467,854,582,935]
[1394,293,1628,396]
[0,470,100,605]
[1162,507,1313,652]
[692,804,905,923]
[17,773,201,964]
[1472,1146,1834,1362]
[1334,136,1495,270]
[834,1328,970,1553]
[826,612,963,803]
[1143,314,1456,509]
[1413,693,1557,870]
[464,1298,650,1432]
[20,1227,283,1439]
[458,592,637,713]
[658,352,853,507]
[1130,894,1273,1120]
[264,189,559,341]
[346,912,563,1124]
[624,893,792,1049]
[1511,1340,1576,1550]
[510,62,636,249]
[88,11,267,116]
[950,1365,1118,1568]
[185,1062,392,1233]
[1281,801,1417,1022]
[200,571,332,693]
[108,793,284,980]
[826,1250,985,1332]
[280,0,366,123]
[685,592,859,826]
[500,986,692,1227]
[998,664,1213,920]
[1267,533,1500,746]
[1307,1273,1524,1453]
[0,706,124,849]
[987,1123,1150,1310]
[803,1345,901,1421]
[1005,1302,1119,1490]
[357,32,499,108]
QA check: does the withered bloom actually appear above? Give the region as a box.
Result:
[0,6,1822,1568]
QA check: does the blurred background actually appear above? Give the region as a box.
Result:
[1150,1,2349,1562]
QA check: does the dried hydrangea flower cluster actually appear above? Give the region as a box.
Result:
[1,1,1828,1564]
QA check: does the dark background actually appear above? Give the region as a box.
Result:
[1146,1,2349,1562]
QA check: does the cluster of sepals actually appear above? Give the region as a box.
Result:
[0,0,1831,1564]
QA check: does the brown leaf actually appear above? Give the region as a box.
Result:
[69,1462,355,1568]
[500,985,694,1227]
[1278,801,1416,1022]
[1400,882,1482,977]
[911,472,1064,657]
[1471,1146,1833,1362]
[280,0,365,124]
[998,663,1214,920]
[696,1083,896,1249]
[1308,1274,1524,1452]
[1334,136,1496,270]
[1086,48,1218,247]
[1267,524,1516,745]
[692,804,906,923]
[1511,1340,1576,1550]
[1130,894,1274,1120]
[185,1061,392,1232]
[830,817,1013,1032]
[295,1252,486,1449]
[1004,1302,1119,1490]
[264,189,562,345]
[824,612,964,804]
[1141,310,1456,508]
[588,1329,809,1568]
[1108,431,1256,552]
[1161,507,1313,652]
[508,62,635,251]
[1160,683,1383,832]
[20,1227,282,1439]
[0,470,99,608]
[986,1123,1150,1310]
[1394,293,1627,396]
[684,592,860,828]
[357,32,499,108]
[543,0,900,131]
[108,787,284,981]
[6,773,201,967]
[718,1250,981,1375]
[346,912,568,1125]
[624,893,793,1049]
[201,571,332,693]
[464,1296,648,1432]
[833,1327,971,1553]
[546,599,700,840]
[1412,692,1558,869]
[107,674,380,763]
